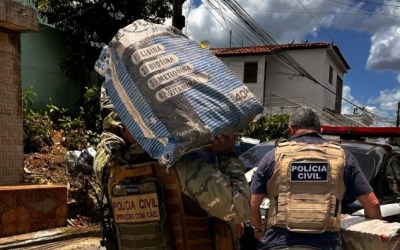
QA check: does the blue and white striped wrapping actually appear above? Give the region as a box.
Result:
[97,20,263,168]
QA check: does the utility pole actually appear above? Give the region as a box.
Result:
[396,102,400,127]
[229,30,232,48]
[172,0,186,30]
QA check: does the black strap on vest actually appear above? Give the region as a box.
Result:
[98,165,118,249]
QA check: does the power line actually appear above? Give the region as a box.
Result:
[199,1,248,46]
[326,0,400,17]
[196,3,400,18]
[219,0,362,112]
[202,0,299,72]
[221,0,316,75]
[39,0,107,31]
[202,0,386,123]
[298,0,398,124]
[216,0,229,34]
[359,0,400,8]
[203,0,265,46]
[184,0,193,34]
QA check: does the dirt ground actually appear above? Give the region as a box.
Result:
[23,130,100,225]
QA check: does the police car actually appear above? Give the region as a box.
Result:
[239,126,400,221]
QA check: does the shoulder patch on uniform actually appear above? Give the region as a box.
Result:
[290,161,329,182]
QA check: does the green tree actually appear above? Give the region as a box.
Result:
[243,114,289,142]
[264,113,290,140]
[33,0,173,133]
[34,0,173,84]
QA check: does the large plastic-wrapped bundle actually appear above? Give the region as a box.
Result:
[96,19,263,168]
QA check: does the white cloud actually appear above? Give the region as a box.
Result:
[341,85,378,115]
[343,85,396,126]
[183,0,342,47]
[366,88,400,126]
[367,26,400,70]
[183,1,232,47]
[333,1,400,33]
[330,0,400,74]
[368,88,400,112]
[342,85,363,114]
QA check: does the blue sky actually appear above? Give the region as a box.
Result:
[174,0,400,126]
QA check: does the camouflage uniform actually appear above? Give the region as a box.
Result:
[94,111,251,223]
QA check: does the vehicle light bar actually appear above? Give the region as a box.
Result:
[321,126,400,138]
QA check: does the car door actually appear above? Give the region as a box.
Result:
[378,152,400,204]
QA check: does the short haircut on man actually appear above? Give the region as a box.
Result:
[288,107,321,131]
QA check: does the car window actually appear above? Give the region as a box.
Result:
[341,144,386,182]
[346,150,380,181]
[239,141,275,170]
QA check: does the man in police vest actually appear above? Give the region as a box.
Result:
[94,111,249,249]
[250,107,382,250]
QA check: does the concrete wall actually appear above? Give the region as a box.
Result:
[21,24,81,111]
[0,0,38,184]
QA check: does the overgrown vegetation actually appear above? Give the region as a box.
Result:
[22,86,53,152]
[23,86,100,153]
[242,114,290,142]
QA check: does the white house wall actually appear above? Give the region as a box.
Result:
[217,48,344,114]
[283,48,339,112]
[324,49,345,111]
[263,51,323,112]
[219,55,266,105]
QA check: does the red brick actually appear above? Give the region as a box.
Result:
[0,185,67,237]
[0,0,39,32]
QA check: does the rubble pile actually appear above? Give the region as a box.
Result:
[23,130,100,226]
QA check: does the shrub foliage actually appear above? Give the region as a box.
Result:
[23,86,99,153]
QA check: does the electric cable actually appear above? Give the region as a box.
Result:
[298,0,399,124]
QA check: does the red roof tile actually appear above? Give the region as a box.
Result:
[211,42,350,70]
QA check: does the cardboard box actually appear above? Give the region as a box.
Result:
[341,215,400,250]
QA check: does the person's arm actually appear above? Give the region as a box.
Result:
[175,155,251,222]
[248,149,275,240]
[357,192,382,219]
[250,194,265,240]
[175,134,250,223]
[93,131,125,183]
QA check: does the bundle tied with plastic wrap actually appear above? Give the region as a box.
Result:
[95,19,263,168]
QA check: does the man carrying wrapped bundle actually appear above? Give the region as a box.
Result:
[93,19,263,250]
[94,111,252,249]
